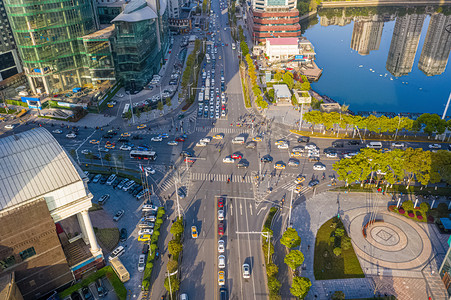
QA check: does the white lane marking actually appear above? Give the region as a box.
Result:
[230,203,233,216]
[249,203,253,216]
[235,198,244,300]
[244,199,258,300]
[257,206,267,216]
[240,203,243,215]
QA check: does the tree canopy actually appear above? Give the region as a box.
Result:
[281,228,302,249]
[290,276,312,299]
[284,249,305,270]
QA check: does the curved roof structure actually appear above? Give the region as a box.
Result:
[112,0,168,23]
[0,128,84,211]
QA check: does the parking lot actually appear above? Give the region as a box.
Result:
[64,277,117,300]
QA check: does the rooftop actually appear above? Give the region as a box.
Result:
[267,37,299,46]
[82,25,115,40]
[273,84,292,98]
[0,128,83,212]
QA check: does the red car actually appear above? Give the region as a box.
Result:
[231,153,242,160]
[217,197,224,208]
[218,222,224,236]
[175,137,185,142]
[221,105,226,110]
[184,157,195,163]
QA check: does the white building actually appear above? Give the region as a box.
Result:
[264,37,315,63]
[167,0,182,18]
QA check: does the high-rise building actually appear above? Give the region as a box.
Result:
[418,13,451,76]
[0,0,23,93]
[112,0,169,92]
[167,0,182,19]
[351,16,384,56]
[97,0,127,25]
[3,0,99,94]
[248,0,301,43]
[386,13,425,77]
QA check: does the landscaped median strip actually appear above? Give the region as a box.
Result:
[141,207,165,291]
[261,207,281,299]
[59,266,127,300]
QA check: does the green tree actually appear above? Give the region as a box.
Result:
[301,81,311,91]
[283,72,294,89]
[135,109,142,118]
[341,236,352,250]
[167,259,178,273]
[291,94,298,106]
[284,250,304,270]
[274,71,283,82]
[290,276,311,299]
[266,263,278,277]
[170,218,184,237]
[334,228,345,237]
[332,291,346,300]
[281,228,301,249]
[267,277,281,295]
[240,41,249,56]
[168,240,183,257]
[267,88,275,102]
[333,247,342,256]
[166,97,172,107]
[164,275,180,293]
[69,149,76,157]
[157,101,164,111]
[124,110,132,120]
[294,81,302,89]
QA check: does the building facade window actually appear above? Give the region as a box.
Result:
[0,255,16,270]
[20,247,36,260]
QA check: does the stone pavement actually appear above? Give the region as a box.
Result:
[290,191,449,300]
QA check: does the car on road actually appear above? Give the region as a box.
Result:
[218,239,225,253]
[81,149,91,155]
[305,143,317,150]
[52,129,63,134]
[151,136,162,142]
[309,179,320,187]
[261,155,273,163]
[391,142,405,148]
[144,167,155,174]
[191,226,198,238]
[98,194,110,205]
[180,293,188,300]
[218,270,225,285]
[175,137,185,142]
[113,210,125,221]
[246,141,257,149]
[231,153,242,159]
[313,163,326,171]
[161,133,169,139]
[288,158,300,167]
[294,184,304,193]
[92,174,101,183]
[298,136,310,143]
[274,162,286,170]
[177,188,186,199]
[121,132,130,137]
[275,139,286,146]
[89,139,99,144]
[138,234,151,242]
[66,133,76,138]
[223,156,234,163]
[196,141,207,147]
[218,255,225,268]
[252,136,262,142]
[105,142,115,149]
[429,143,441,149]
[185,157,195,163]
[217,197,225,208]
[120,228,127,242]
[219,288,228,300]
[120,144,132,151]
[242,263,250,278]
[137,124,147,129]
[200,137,211,143]
[180,150,193,157]
[168,140,178,146]
[326,152,338,158]
[138,254,146,272]
[4,124,15,129]
[237,159,249,168]
[278,143,289,149]
[218,209,224,220]
[295,175,306,184]
[213,133,224,139]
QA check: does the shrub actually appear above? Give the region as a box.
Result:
[427,215,435,223]
[408,212,415,218]
[332,291,346,300]
[419,202,430,213]
[267,276,281,295]
[329,236,335,244]
[388,205,396,212]
[417,215,423,220]
[341,236,352,251]
[402,200,414,211]
[333,247,342,256]
[398,208,405,214]
[335,228,345,237]
[167,259,178,273]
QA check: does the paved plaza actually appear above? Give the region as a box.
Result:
[291,191,449,300]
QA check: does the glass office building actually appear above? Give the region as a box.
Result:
[112,0,169,92]
[4,0,99,94]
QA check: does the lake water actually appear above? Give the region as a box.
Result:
[302,7,451,116]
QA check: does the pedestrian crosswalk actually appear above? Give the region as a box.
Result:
[195,127,250,134]
[159,177,175,191]
[191,173,253,183]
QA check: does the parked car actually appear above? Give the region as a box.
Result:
[218,222,224,236]
[120,228,127,242]
[218,255,225,268]
[92,174,102,183]
[218,239,225,253]
[95,279,107,297]
[81,287,93,300]
[98,194,110,205]
[138,254,146,272]
[113,210,125,221]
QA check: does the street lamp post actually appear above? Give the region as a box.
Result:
[394,113,401,140]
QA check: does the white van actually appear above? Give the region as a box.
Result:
[232,136,245,144]
[108,246,125,261]
[366,141,383,149]
[106,174,117,185]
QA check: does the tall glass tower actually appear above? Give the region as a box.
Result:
[4,0,98,94]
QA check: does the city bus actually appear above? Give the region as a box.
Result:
[206,54,210,63]
[110,257,130,283]
[122,103,130,118]
[130,150,157,160]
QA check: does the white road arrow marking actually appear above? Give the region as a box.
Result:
[257,206,267,216]
[230,204,233,216]
[240,203,243,215]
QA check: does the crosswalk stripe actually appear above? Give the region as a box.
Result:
[190,173,252,183]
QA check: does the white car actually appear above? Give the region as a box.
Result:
[344,152,358,159]
[144,167,155,174]
[4,124,14,129]
[81,149,91,155]
[242,263,250,279]
[313,163,326,171]
[66,133,76,138]
[52,129,62,134]
[223,156,234,163]
[305,143,318,150]
[142,204,158,212]
[200,137,211,143]
[392,142,405,148]
[218,210,224,221]
[120,145,132,151]
[278,143,289,149]
[138,228,153,236]
[168,141,178,146]
[138,254,146,272]
[218,255,226,269]
[218,239,225,253]
[151,136,163,142]
[428,143,441,149]
[196,141,207,147]
[326,152,338,158]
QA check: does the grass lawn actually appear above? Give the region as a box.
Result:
[94,227,119,252]
[314,217,364,280]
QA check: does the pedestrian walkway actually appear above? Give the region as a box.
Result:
[190,172,253,183]
[195,126,250,134]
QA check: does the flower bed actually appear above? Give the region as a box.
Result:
[388,203,433,223]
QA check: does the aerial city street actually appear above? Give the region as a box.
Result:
[0,0,451,299]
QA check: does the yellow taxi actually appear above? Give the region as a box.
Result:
[219,56,222,60]
[121,132,130,137]
[294,184,304,194]
[138,234,151,242]
[275,139,286,146]
[213,133,224,140]
[290,151,302,157]
[252,136,262,142]
[89,139,100,144]
[107,102,114,108]
[218,271,225,285]
[105,142,115,149]
[137,124,147,129]
[295,175,305,184]
[274,163,286,170]
[191,226,198,239]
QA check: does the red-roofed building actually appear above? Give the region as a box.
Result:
[247,0,301,43]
